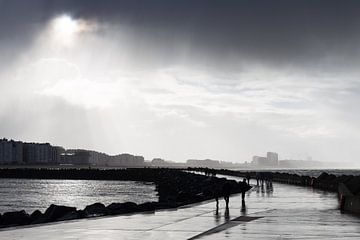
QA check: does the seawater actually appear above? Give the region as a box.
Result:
[238,169,360,177]
[270,169,360,177]
[0,179,158,214]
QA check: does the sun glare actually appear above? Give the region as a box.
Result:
[54,15,78,36]
[51,15,79,46]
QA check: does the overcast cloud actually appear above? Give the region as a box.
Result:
[0,0,359,165]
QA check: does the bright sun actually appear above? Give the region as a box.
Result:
[51,15,79,46]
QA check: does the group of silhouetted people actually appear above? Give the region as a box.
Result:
[213,178,251,212]
[255,172,273,186]
[205,170,277,213]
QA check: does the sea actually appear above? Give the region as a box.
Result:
[235,169,360,177]
[0,179,158,214]
[1,169,359,215]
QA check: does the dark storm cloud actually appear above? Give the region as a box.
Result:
[54,0,360,64]
[1,0,360,163]
[1,0,360,68]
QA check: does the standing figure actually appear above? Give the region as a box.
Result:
[256,172,260,186]
[241,178,247,202]
[246,172,251,185]
[222,182,232,209]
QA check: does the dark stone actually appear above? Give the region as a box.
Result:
[318,172,329,181]
[30,210,43,222]
[344,176,360,195]
[137,202,157,212]
[44,204,76,222]
[84,202,109,216]
[1,210,31,226]
[57,210,86,221]
[106,202,138,215]
[153,201,177,209]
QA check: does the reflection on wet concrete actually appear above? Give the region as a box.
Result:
[255,181,274,198]
[224,207,230,222]
[241,200,247,215]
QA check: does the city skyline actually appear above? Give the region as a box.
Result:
[1,1,360,164]
[0,137,339,168]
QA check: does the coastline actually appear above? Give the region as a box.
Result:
[0,168,249,229]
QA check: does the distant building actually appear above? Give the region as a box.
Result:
[60,150,91,165]
[267,152,279,165]
[0,139,23,164]
[110,153,145,166]
[0,138,145,167]
[252,156,268,166]
[151,158,166,166]
[251,152,279,167]
[61,149,145,167]
[0,138,64,165]
[23,143,60,164]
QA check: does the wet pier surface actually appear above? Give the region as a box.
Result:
[1,177,360,239]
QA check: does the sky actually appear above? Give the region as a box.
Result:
[0,0,359,165]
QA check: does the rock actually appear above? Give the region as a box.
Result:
[106,202,138,215]
[318,172,329,181]
[84,203,109,217]
[344,176,360,195]
[137,202,157,212]
[1,210,31,226]
[44,204,76,222]
[30,210,43,222]
[176,192,192,203]
[57,210,86,221]
[152,201,177,209]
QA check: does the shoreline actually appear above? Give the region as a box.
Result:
[0,168,249,229]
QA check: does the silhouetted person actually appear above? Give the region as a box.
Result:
[256,172,260,186]
[215,195,219,210]
[260,172,265,186]
[214,186,220,210]
[211,180,222,213]
[241,178,247,202]
[246,172,251,184]
[222,182,232,209]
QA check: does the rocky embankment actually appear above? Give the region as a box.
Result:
[189,167,360,193]
[0,168,248,228]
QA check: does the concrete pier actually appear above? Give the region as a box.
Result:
[0,177,359,239]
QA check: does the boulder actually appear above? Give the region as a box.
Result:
[106,202,138,215]
[30,210,43,222]
[84,203,109,217]
[318,172,329,181]
[57,210,86,221]
[152,201,177,209]
[44,204,76,222]
[344,176,360,195]
[1,210,31,226]
[137,202,157,212]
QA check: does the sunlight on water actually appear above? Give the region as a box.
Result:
[0,179,157,214]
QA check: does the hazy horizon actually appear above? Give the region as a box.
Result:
[1,0,360,165]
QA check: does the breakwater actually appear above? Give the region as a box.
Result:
[0,168,248,228]
[188,167,360,193]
